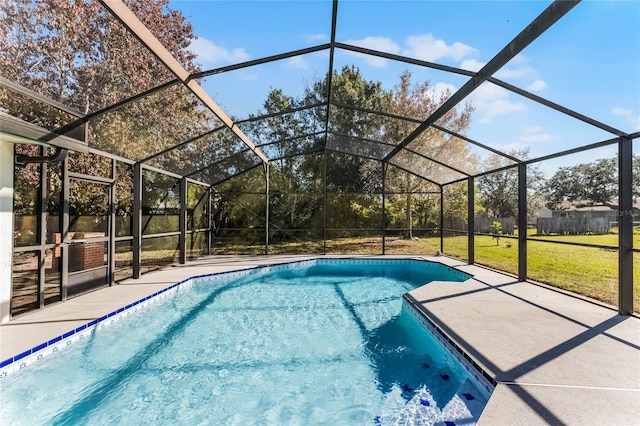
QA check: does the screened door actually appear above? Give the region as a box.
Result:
[67,177,111,297]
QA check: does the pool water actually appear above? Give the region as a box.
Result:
[0,259,490,425]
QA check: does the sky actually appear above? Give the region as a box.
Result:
[169,0,640,177]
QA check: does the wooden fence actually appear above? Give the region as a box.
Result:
[536,217,611,235]
[443,217,516,234]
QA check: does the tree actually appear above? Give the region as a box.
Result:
[212,166,266,236]
[305,65,387,137]
[238,68,476,241]
[241,66,389,235]
[382,70,474,238]
[476,149,545,224]
[2,0,214,229]
[0,0,208,164]
[489,221,502,246]
[545,156,640,209]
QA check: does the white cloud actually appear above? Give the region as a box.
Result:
[344,36,401,67]
[460,59,484,72]
[526,80,547,92]
[347,36,401,54]
[403,34,476,62]
[612,107,631,116]
[612,107,640,131]
[344,33,476,68]
[518,125,554,144]
[509,54,528,65]
[190,36,251,66]
[286,56,308,69]
[461,58,535,80]
[307,33,328,42]
[470,83,527,124]
[495,54,536,79]
[497,66,535,79]
[522,133,553,143]
[429,82,457,101]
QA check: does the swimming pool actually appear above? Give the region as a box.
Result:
[0,259,492,425]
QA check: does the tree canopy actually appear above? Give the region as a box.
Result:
[476,149,544,223]
[1,0,212,163]
[220,66,475,238]
[545,156,640,209]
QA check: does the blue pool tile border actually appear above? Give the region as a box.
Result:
[403,294,497,394]
[0,257,472,378]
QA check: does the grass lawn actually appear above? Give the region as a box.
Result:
[440,235,628,307]
[439,231,639,311]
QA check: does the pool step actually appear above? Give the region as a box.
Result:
[377,386,442,425]
[378,379,486,425]
[436,379,488,426]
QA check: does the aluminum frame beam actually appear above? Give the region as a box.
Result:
[1,113,89,153]
[381,162,387,254]
[184,130,326,181]
[383,0,580,164]
[236,102,325,125]
[192,45,330,79]
[331,102,521,163]
[439,187,444,253]
[328,130,470,179]
[518,163,527,281]
[321,0,339,150]
[5,0,631,191]
[39,80,180,146]
[132,163,142,279]
[264,163,270,255]
[490,79,629,138]
[0,76,84,118]
[333,44,627,140]
[324,147,443,188]
[256,130,327,150]
[468,177,475,264]
[179,177,187,264]
[139,125,226,164]
[618,137,633,314]
[335,43,475,78]
[99,0,268,163]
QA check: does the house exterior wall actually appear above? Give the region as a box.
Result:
[0,141,14,323]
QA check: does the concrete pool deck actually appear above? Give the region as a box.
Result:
[1,255,639,425]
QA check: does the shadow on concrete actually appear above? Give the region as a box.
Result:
[405,290,637,425]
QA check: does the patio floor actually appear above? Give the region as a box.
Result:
[1,255,639,425]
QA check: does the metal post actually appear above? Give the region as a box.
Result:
[518,163,527,281]
[323,151,328,254]
[381,162,387,255]
[108,159,116,285]
[207,186,212,256]
[264,162,269,255]
[132,163,142,278]
[179,177,187,264]
[38,156,47,308]
[468,177,475,264]
[618,137,633,314]
[439,186,444,254]
[61,154,69,300]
